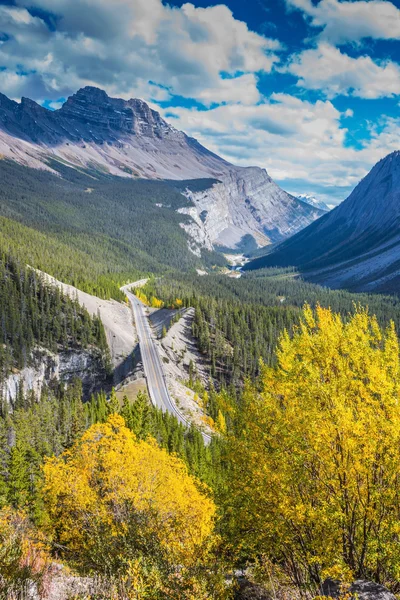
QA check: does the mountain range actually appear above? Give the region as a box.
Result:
[246,151,400,293]
[4,85,400,296]
[0,86,323,251]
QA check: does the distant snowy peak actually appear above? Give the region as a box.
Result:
[296,194,330,212]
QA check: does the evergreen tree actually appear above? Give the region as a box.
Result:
[107,387,119,415]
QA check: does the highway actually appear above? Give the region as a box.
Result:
[122,286,212,445]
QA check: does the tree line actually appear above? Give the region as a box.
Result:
[0,254,110,386]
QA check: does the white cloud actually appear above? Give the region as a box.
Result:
[163,94,348,181]
[286,43,400,99]
[286,0,400,45]
[161,93,400,204]
[0,1,280,105]
[196,74,261,106]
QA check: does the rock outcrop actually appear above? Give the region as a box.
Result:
[0,87,324,250]
[185,167,323,248]
[3,347,107,405]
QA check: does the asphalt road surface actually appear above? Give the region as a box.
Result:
[124,289,211,445]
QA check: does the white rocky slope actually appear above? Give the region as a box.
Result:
[38,270,136,368]
[3,271,138,404]
[0,87,324,249]
[185,168,326,248]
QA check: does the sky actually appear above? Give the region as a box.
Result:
[0,0,399,204]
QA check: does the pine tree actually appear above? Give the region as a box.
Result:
[7,442,29,508]
[107,387,119,415]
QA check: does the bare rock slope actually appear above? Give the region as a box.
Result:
[153,308,211,432]
[0,87,323,249]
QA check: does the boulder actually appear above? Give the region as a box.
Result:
[320,579,396,599]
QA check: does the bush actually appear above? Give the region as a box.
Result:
[0,507,53,599]
[42,415,228,598]
[227,305,400,591]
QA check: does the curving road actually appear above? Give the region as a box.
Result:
[122,287,211,445]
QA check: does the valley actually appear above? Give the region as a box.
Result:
[1,84,400,600]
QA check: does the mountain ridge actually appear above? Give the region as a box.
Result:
[0,86,324,250]
[244,150,400,293]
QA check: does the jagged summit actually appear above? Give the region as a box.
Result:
[296,193,330,212]
[59,86,184,140]
[0,86,323,250]
[0,86,185,144]
[245,149,400,293]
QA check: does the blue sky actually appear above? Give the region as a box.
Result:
[0,0,399,204]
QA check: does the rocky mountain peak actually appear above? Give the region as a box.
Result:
[245,149,400,293]
[0,86,182,144]
[72,86,109,102]
[296,193,330,212]
[20,96,42,109]
[59,86,181,139]
[334,149,400,230]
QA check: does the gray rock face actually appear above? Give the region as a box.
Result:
[0,87,323,250]
[3,347,107,405]
[186,167,323,247]
[246,151,400,290]
[321,579,396,599]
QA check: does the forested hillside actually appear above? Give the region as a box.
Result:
[0,254,110,387]
[4,159,400,599]
[0,382,220,516]
[0,161,225,299]
[138,268,400,388]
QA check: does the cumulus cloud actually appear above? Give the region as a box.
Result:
[161,94,400,204]
[286,0,400,45]
[163,94,348,181]
[286,43,400,99]
[195,74,262,107]
[0,1,280,104]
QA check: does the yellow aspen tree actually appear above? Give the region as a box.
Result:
[226,305,400,591]
[215,410,227,434]
[42,415,224,597]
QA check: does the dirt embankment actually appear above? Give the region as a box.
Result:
[37,271,137,376]
[150,308,212,432]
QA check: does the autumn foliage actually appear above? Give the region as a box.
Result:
[0,507,53,598]
[42,414,225,598]
[227,305,400,590]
